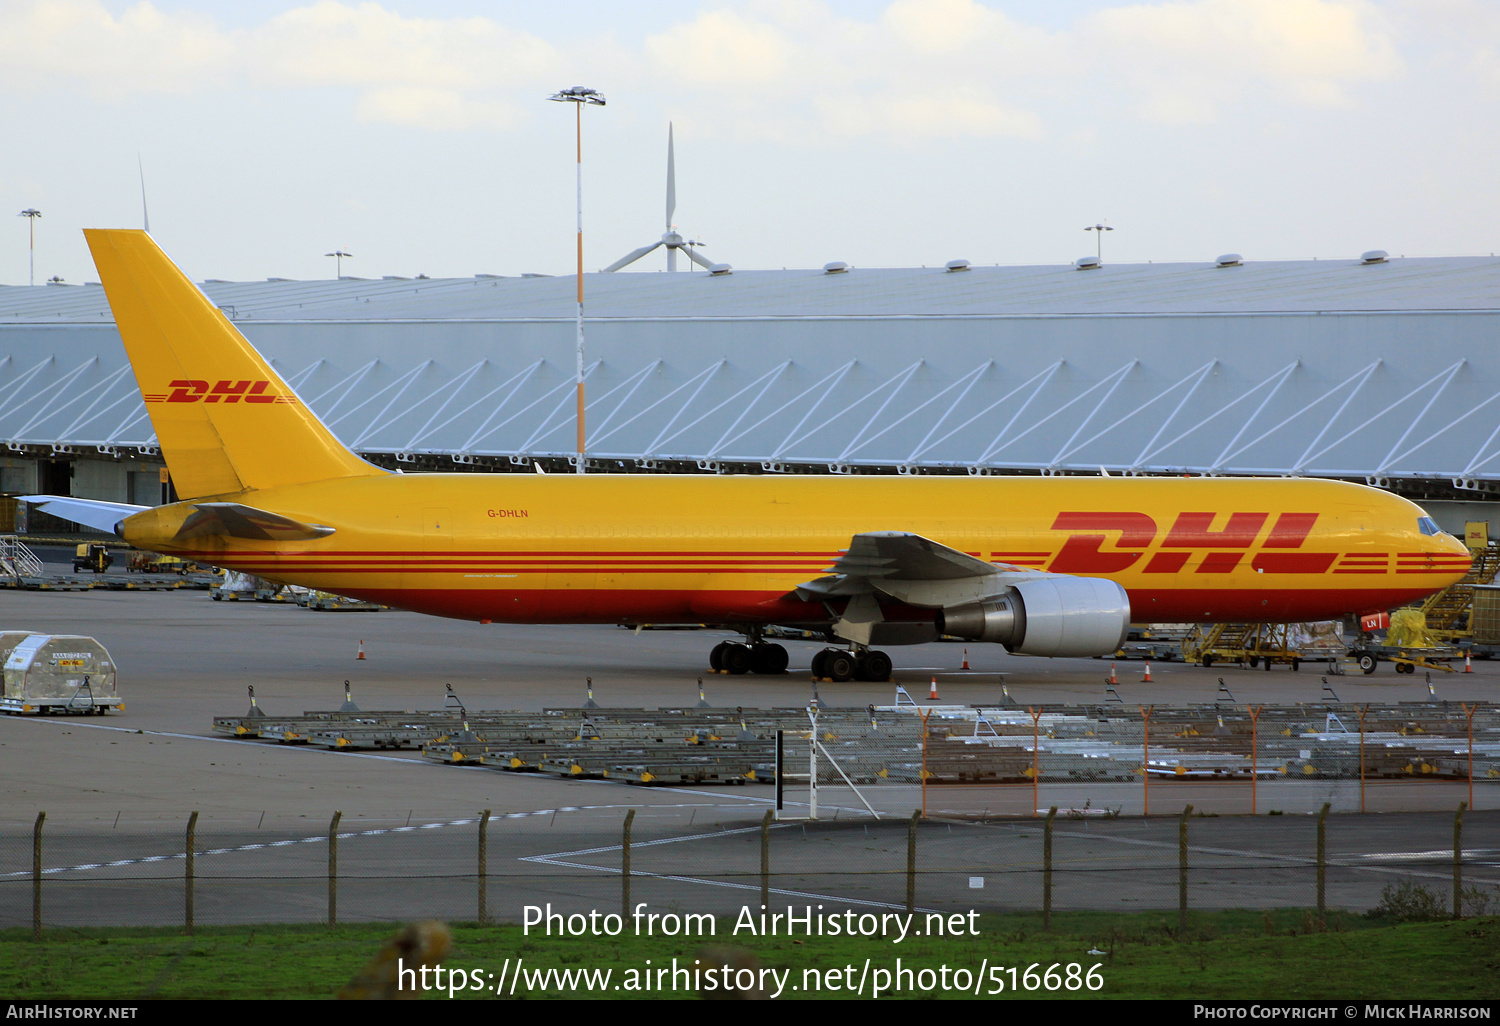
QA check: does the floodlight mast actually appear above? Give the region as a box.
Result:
[18,209,41,287]
[1084,222,1114,260]
[325,249,353,277]
[548,85,606,475]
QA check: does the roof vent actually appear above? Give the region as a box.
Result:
[1074,256,1101,270]
[709,263,733,276]
[521,273,551,278]
[945,259,971,272]
[1361,249,1389,264]
[1215,253,1242,267]
[823,261,849,274]
[265,277,295,282]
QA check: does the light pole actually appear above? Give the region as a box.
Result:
[1084,222,1113,260]
[548,85,606,475]
[325,249,353,277]
[19,209,41,286]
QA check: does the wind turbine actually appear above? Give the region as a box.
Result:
[604,124,722,272]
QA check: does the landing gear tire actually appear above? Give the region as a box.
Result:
[709,641,731,671]
[811,648,831,679]
[1358,653,1377,675]
[825,651,857,682]
[721,644,752,675]
[856,650,893,683]
[749,643,789,675]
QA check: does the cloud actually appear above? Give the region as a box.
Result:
[1083,0,1403,123]
[0,0,1424,136]
[644,0,1060,142]
[0,0,233,94]
[0,0,559,130]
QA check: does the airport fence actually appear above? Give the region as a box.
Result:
[2,805,1496,935]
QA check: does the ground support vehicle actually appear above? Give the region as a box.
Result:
[1343,642,1457,675]
[72,543,112,573]
[1180,623,1305,670]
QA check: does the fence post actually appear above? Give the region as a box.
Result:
[185,810,198,935]
[478,809,490,924]
[1043,806,1057,930]
[1357,705,1369,814]
[622,809,636,921]
[906,810,920,914]
[1247,706,1263,815]
[1316,802,1330,925]
[328,810,342,927]
[1140,705,1155,816]
[1178,804,1194,937]
[760,810,772,912]
[32,811,44,941]
[1454,802,1467,920]
[1028,707,1042,818]
[918,710,931,820]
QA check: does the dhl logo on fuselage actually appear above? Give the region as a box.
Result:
[143,380,298,404]
[1050,511,1368,575]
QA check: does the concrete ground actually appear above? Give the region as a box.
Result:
[1,580,1496,928]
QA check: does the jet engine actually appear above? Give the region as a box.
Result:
[936,576,1130,657]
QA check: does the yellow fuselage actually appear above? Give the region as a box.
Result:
[122,474,1470,626]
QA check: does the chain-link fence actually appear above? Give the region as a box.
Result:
[4,804,1496,934]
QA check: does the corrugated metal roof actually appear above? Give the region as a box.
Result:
[3,255,1499,488]
[0,255,1496,323]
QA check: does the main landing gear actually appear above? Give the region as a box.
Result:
[709,638,790,675]
[811,647,893,683]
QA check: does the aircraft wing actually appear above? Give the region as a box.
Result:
[797,531,1031,606]
[18,496,149,535]
[823,531,997,580]
[795,531,1129,656]
[175,503,335,542]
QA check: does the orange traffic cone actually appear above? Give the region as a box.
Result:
[961,648,970,670]
[357,640,366,661]
[1464,652,1473,673]
[1109,663,1118,685]
[1142,660,1153,683]
[928,677,941,701]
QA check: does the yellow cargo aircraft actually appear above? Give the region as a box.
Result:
[25,230,1472,681]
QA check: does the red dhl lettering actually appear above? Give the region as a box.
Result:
[1047,511,1336,575]
[149,380,294,404]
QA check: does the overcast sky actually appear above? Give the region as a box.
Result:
[1,0,1497,285]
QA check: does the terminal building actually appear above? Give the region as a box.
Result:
[1,250,1498,531]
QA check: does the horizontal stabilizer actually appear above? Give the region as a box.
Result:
[18,496,148,536]
[175,502,334,542]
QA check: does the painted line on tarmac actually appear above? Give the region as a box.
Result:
[0,803,761,880]
[6,715,435,765]
[522,824,941,914]
[1007,822,1500,887]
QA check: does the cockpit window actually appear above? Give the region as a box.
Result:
[1418,516,1442,536]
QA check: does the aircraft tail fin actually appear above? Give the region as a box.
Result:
[84,229,386,500]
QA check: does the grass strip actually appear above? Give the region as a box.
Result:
[1,910,1495,1000]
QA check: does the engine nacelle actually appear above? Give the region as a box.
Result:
[937,576,1130,657]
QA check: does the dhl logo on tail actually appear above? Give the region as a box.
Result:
[144,379,298,404]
